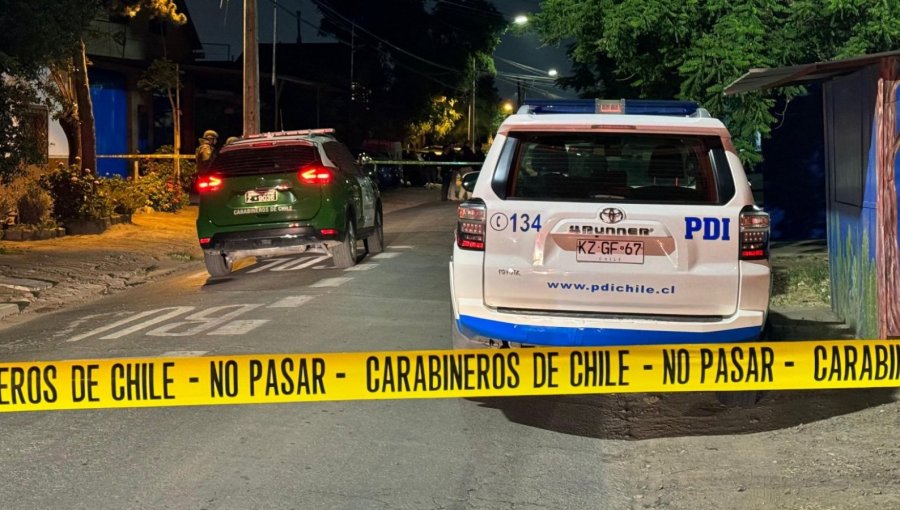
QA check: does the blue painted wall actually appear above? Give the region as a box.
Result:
[89,69,128,177]
[824,66,879,338]
[760,85,826,240]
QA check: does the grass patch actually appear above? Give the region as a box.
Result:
[771,256,830,307]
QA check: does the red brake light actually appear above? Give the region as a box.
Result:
[457,201,486,251]
[320,229,337,236]
[199,237,211,245]
[197,174,223,193]
[299,165,335,185]
[739,208,770,260]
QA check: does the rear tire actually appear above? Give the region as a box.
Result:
[365,208,384,254]
[332,219,357,268]
[204,252,232,277]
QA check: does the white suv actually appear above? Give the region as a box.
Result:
[450,99,771,350]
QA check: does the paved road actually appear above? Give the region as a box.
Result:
[0,200,897,509]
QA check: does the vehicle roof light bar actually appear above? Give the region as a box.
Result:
[519,99,703,117]
[243,128,336,140]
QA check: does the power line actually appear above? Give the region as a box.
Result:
[258,0,467,93]
[311,0,459,73]
[434,0,505,19]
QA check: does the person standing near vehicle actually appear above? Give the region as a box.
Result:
[196,130,219,173]
[456,142,477,201]
[440,145,456,201]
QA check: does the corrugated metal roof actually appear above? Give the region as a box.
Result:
[724,50,900,95]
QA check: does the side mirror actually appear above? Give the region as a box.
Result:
[461,171,479,193]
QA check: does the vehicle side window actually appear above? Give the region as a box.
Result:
[322,141,347,174]
[323,141,366,177]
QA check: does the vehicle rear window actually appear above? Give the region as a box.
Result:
[210,144,318,176]
[506,132,734,204]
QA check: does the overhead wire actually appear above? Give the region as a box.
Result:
[311,0,459,73]
[257,0,467,93]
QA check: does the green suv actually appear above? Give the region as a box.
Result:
[196,129,383,276]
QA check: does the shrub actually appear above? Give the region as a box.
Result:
[138,158,187,212]
[16,187,53,225]
[40,164,113,220]
[105,177,148,215]
[0,171,28,221]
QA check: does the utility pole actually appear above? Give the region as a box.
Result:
[516,79,524,109]
[243,0,260,136]
[468,76,475,144]
[350,24,355,101]
[174,63,181,181]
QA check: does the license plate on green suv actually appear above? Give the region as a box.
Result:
[245,189,277,203]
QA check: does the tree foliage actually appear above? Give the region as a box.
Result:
[0,0,186,180]
[409,96,464,143]
[534,0,900,166]
[314,0,505,145]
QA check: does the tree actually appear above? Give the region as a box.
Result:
[0,0,97,179]
[313,0,505,146]
[138,58,182,179]
[409,96,464,146]
[533,0,900,166]
[0,0,186,179]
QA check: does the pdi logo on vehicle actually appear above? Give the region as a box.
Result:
[685,217,731,240]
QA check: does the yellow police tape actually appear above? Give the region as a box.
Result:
[1,340,899,412]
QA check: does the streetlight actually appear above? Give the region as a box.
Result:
[548,69,558,77]
[513,14,528,25]
[501,101,514,113]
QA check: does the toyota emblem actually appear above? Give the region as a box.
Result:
[599,207,625,224]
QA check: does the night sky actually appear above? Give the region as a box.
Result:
[183,0,572,100]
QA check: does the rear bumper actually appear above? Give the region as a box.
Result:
[453,309,765,349]
[201,226,342,254]
[450,263,766,349]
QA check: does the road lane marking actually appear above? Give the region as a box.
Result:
[271,255,331,271]
[344,264,378,272]
[208,319,269,335]
[389,245,414,249]
[68,307,195,342]
[247,257,293,273]
[159,351,208,357]
[310,277,352,288]
[55,312,125,339]
[372,252,401,259]
[267,295,314,308]
[146,304,263,337]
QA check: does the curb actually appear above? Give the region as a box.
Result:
[0,303,19,319]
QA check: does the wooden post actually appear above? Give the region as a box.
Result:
[243,0,260,136]
[875,58,900,338]
[174,63,181,182]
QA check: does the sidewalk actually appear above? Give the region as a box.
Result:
[0,187,442,329]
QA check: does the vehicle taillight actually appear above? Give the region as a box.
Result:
[197,174,223,193]
[457,200,486,251]
[739,207,770,260]
[299,165,335,185]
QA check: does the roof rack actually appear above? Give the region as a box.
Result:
[242,128,336,140]
[518,99,709,117]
